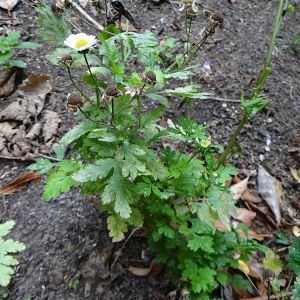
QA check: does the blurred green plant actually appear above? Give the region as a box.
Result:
[0,220,26,287]
[0,30,42,69]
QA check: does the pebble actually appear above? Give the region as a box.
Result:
[222,103,227,108]
[267,117,272,123]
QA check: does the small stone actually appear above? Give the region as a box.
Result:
[267,117,272,123]
[222,103,227,108]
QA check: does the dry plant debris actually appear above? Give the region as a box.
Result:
[0,74,61,160]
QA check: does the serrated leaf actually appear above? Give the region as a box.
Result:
[0,254,18,266]
[0,264,14,287]
[0,221,15,238]
[13,42,42,49]
[190,202,216,229]
[140,106,164,127]
[101,167,133,218]
[262,249,283,275]
[161,86,210,99]
[164,70,194,80]
[287,238,300,276]
[36,5,71,45]
[72,159,115,182]
[127,208,144,226]
[0,239,26,255]
[60,120,98,145]
[157,222,175,239]
[43,172,73,201]
[107,215,127,242]
[5,31,21,45]
[27,159,54,174]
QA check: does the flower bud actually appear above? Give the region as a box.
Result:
[103,85,122,102]
[142,71,156,85]
[262,269,275,282]
[58,54,73,67]
[67,93,84,113]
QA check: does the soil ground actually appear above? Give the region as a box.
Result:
[0,0,300,299]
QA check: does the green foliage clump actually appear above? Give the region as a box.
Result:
[0,30,41,69]
[0,221,26,287]
[27,4,267,298]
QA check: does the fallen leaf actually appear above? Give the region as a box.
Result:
[257,165,281,226]
[238,260,250,274]
[214,220,272,241]
[231,176,249,200]
[246,202,277,228]
[0,0,19,14]
[236,208,256,227]
[0,69,17,98]
[126,259,164,276]
[42,110,61,142]
[0,172,41,195]
[291,168,300,183]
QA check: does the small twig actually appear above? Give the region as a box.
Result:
[2,195,7,215]
[0,154,60,162]
[71,2,104,31]
[110,226,142,269]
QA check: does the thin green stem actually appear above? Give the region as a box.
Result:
[66,66,91,104]
[110,99,115,126]
[217,0,285,167]
[137,96,141,130]
[175,140,188,164]
[83,53,102,108]
[217,114,248,167]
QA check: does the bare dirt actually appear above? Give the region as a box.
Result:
[0,0,300,299]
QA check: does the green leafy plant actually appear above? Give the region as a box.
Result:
[287,238,300,299]
[291,32,300,52]
[0,30,42,69]
[0,220,26,287]
[26,0,290,297]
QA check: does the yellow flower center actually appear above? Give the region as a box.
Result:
[75,39,89,49]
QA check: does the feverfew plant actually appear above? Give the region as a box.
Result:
[26,0,288,297]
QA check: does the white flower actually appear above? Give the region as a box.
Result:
[125,85,146,97]
[178,0,198,13]
[64,33,97,51]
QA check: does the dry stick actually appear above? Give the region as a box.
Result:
[0,154,60,162]
[237,261,265,300]
[71,2,104,31]
[110,226,142,269]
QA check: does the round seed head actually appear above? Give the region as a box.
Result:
[67,93,84,112]
[262,269,275,282]
[203,7,215,18]
[58,54,73,67]
[187,8,198,19]
[211,12,224,29]
[51,0,64,16]
[104,85,122,101]
[142,71,156,85]
[230,251,240,260]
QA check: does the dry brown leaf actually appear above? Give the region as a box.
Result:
[257,165,281,226]
[25,122,42,140]
[0,0,19,13]
[236,208,256,227]
[231,176,249,200]
[241,188,261,203]
[0,69,16,98]
[0,172,41,195]
[18,74,54,95]
[42,110,61,142]
[126,259,164,276]
[214,220,272,241]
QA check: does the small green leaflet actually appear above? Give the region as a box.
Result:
[156,221,175,239]
[36,4,71,45]
[72,159,115,182]
[26,158,54,174]
[0,221,25,287]
[160,85,211,99]
[60,120,98,145]
[107,215,127,242]
[101,166,134,219]
[262,249,283,275]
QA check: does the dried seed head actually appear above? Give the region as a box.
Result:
[230,251,240,260]
[187,8,198,19]
[104,85,122,101]
[67,93,84,112]
[262,269,275,282]
[142,71,156,85]
[51,0,64,16]
[211,12,224,29]
[58,54,73,67]
[203,7,215,18]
